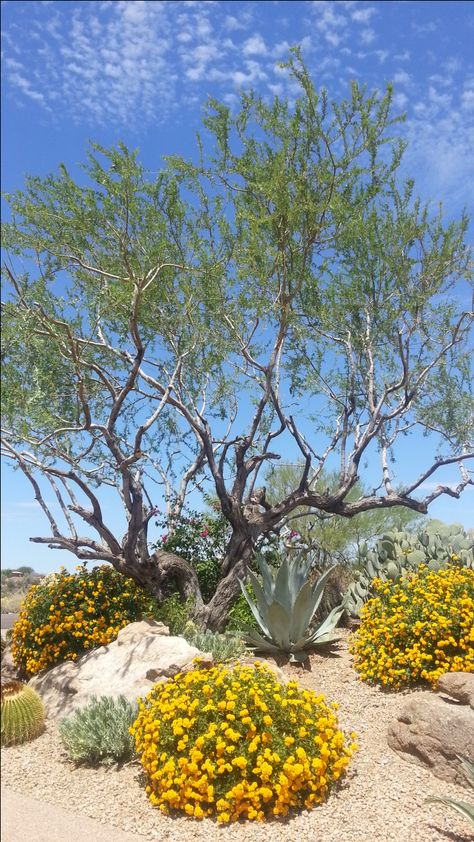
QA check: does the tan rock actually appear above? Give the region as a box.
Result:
[387,690,474,788]
[29,620,209,719]
[437,671,474,709]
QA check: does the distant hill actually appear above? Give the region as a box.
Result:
[1,567,45,613]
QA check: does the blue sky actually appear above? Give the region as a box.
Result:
[1,0,473,573]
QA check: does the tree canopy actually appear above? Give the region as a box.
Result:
[2,55,473,628]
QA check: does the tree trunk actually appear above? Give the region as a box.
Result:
[196,531,255,631]
[115,550,204,613]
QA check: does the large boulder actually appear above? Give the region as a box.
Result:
[387,672,474,787]
[29,619,212,719]
[437,671,474,709]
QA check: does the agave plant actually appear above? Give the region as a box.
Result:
[238,554,344,662]
[425,756,474,829]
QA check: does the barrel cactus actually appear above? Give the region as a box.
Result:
[1,680,45,745]
[344,523,474,618]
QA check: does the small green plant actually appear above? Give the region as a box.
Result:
[239,554,343,662]
[425,756,474,828]
[1,680,45,745]
[226,589,259,632]
[154,594,194,636]
[59,695,137,764]
[182,622,246,662]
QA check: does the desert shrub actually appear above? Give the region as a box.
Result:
[182,622,246,662]
[11,564,159,677]
[155,509,229,602]
[1,591,29,613]
[131,662,356,822]
[59,695,136,764]
[351,565,474,689]
[154,594,195,636]
[226,591,259,632]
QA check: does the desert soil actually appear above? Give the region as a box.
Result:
[1,630,472,842]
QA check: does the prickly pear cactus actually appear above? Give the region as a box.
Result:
[343,523,474,617]
[1,680,45,745]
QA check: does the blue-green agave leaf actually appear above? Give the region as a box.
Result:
[266,601,291,649]
[256,555,274,601]
[274,556,292,612]
[288,580,316,642]
[241,627,282,654]
[244,568,272,630]
[238,578,270,637]
[424,797,474,828]
[308,564,338,625]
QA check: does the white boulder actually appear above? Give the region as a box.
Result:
[29,619,211,719]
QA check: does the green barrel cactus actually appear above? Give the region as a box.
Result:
[1,680,45,745]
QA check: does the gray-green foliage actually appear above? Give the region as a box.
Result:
[344,522,474,617]
[182,621,246,662]
[59,695,137,764]
[425,757,474,829]
[239,554,344,662]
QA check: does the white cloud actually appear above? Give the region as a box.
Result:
[393,92,408,109]
[311,0,348,46]
[413,20,438,34]
[242,34,267,56]
[461,79,474,111]
[428,85,451,108]
[352,6,377,24]
[360,28,375,45]
[393,70,411,86]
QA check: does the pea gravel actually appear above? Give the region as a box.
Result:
[2,630,472,842]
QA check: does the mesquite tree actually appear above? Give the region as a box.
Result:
[2,57,473,630]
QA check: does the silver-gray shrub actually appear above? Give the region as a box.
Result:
[59,695,137,764]
[183,622,247,662]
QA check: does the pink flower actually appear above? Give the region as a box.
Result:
[289,530,299,539]
[200,527,209,538]
[161,534,168,543]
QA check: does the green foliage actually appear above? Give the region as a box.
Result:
[239,553,343,662]
[425,757,474,829]
[1,680,45,746]
[226,590,259,632]
[59,695,137,764]
[155,509,229,602]
[265,465,422,565]
[1,53,472,611]
[154,594,194,636]
[182,621,246,662]
[11,565,160,676]
[344,522,474,617]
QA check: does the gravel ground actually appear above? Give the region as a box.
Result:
[2,630,473,842]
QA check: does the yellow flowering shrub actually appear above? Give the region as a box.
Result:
[131,662,356,823]
[351,565,474,689]
[12,564,159,677]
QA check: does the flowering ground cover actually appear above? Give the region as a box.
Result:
[351,565,474,689]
